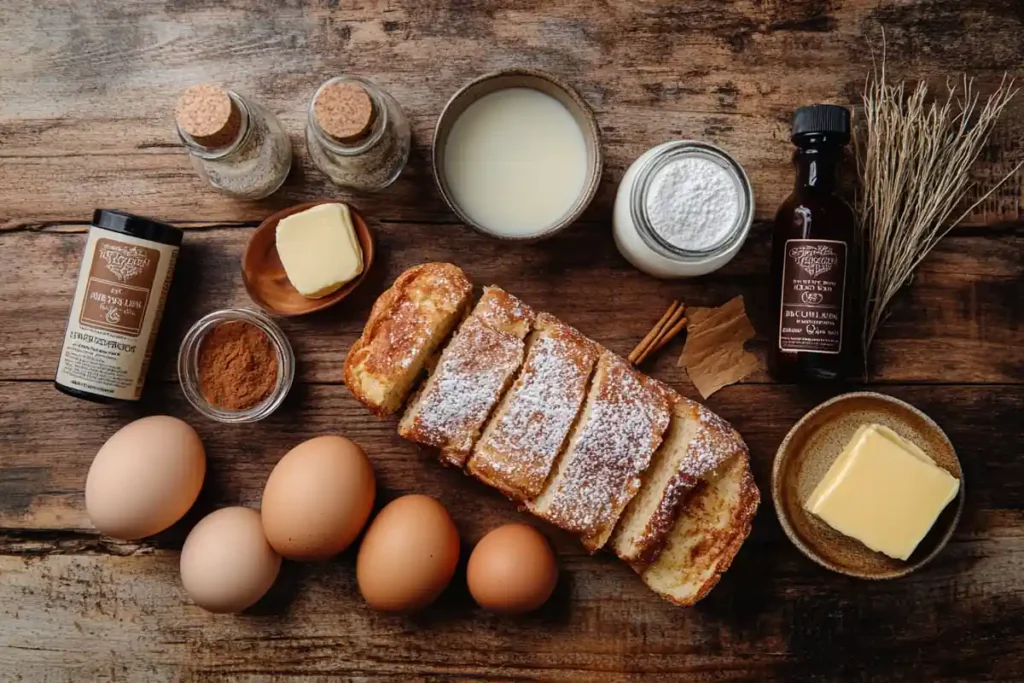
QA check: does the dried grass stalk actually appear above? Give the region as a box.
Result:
[856,56,1021,371]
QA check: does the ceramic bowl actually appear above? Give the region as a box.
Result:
[432,68,603,242]
[242,201,374,317]
[772,391,964,580]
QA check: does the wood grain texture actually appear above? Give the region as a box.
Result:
[2,0,1024,680]
[1,380,1022,680]
[0,223,1021,385]
[1,0,1023,229]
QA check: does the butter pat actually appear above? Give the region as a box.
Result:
[276,203,364,298]
[805,423,960,561]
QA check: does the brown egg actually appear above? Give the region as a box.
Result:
[467,523,558,613]
[85,415,206,540]
[180,506,281,614]
[261,435,376,561]
[356,495,460,612]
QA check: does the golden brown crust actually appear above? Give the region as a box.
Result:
[639,454,760,607]
[616,399,750,568]
[667,467,759,607]
[343,263,472,416]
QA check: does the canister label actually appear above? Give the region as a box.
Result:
[778,239,846,355]
[55,227,178,400]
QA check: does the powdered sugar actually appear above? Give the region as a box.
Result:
[533,353,672,549]
[682,401,746,479]
[470,323,598,497]
[645,156,740,252]
[401,316,523,463]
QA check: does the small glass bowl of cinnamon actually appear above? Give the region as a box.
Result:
[178,308,295,423]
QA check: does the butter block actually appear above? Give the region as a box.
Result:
[276,203,364,299]
[805,424,960,561]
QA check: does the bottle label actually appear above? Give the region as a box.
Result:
[778,239,846,354]
[55,227,178,400]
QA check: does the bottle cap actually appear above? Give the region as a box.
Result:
[174,84,242,149]
[313,80,376,143]
[792,105,851,144]
[93,209,184,247]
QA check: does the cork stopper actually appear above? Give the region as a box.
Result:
[175,84,242,149]
[313,81,376,143]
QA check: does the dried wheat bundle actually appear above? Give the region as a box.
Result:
[856,61,1020,369]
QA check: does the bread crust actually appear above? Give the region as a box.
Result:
[343,263,472,416]
[639,455,760,606]
[614,399,749,567]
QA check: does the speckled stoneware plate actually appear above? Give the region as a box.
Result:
[772,392,964,580]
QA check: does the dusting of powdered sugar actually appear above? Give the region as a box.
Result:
[680,400,746,480]
[477,332,595,491]
[405,316,523,457]
[542,353,672,543]
[645,156,740,252]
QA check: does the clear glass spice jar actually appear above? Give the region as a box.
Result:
[174,84,293,200]
[178,308,295,424]
[306,76,411,192]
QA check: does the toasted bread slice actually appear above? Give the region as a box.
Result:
[640,453,760,606]
[610,399,747,566]
[528,351,673,551]
[344,263,472,416]
[467,313,601,500]
[399,287,534,467]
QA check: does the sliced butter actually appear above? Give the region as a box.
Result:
[805,423,960,561]
[276,203,364,299]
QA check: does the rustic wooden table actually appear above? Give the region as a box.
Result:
[2,1,1022,681]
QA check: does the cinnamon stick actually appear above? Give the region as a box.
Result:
[628,301,679,364]
[636,309,687,365]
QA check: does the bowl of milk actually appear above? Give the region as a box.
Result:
[433,69,603,241]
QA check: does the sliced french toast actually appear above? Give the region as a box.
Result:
[399,287,534,467]
[640,452,759,606]
[344,263,472,416]
[610,398,748,566]
[528,351,674,552]
[467,313,601,500]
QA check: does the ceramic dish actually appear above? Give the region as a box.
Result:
[242,201,375,316]
[432,68,603,242]
[772,391,964,580]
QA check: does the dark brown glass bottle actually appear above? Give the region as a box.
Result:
[769,105,857,382]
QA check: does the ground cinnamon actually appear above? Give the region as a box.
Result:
[197,321,278,411]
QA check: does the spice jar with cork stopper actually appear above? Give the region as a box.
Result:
[306,76,411,192]
[174,84,293,200]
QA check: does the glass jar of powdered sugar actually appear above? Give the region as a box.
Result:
[613,141,753,278]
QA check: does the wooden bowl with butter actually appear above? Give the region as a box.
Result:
[242,201,374,317]
[772,392,964,580]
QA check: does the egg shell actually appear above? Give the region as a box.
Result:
[356,495,460,612]
[180,506,282,614]
[467,523,558,614]
[85,415,206,540]
[261,435,376,561]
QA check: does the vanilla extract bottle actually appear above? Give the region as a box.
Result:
[770,105,858,382]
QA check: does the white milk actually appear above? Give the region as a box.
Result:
[444,88,588,237]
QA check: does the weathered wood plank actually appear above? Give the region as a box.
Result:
[0,522,1021,681]
[1,0,1023,228]
[0,224,1020,384]
[1,381,1020,535]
